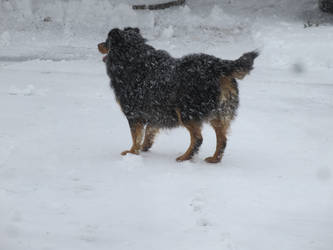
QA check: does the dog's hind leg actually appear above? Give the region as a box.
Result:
[176,122,203,162]
[121,121,144,156]
[141,125,159,152]
[205,119,230,163]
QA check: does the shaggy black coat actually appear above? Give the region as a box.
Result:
[102,28,257,129]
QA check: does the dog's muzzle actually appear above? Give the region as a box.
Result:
[98,42,109,63]
[98,42,108,54]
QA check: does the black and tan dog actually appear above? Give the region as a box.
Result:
[98,27,258,163]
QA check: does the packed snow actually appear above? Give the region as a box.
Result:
[1,1,332,250]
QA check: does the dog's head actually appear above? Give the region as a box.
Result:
[98,27,143,62]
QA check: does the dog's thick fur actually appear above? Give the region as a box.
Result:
[98,27,258,163]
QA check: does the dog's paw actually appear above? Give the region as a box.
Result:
[176,155,191,162]
[204,156,221,164]
[141,147,150,152]
[121,150,140,156]
[141,144,152,152]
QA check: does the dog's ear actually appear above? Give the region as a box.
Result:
[124,27,140,34]
[108,28,123,45]
[132,27,140,34]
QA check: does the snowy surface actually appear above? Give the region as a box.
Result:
[1,1,333,250]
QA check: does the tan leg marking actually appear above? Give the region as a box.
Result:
[141,125,160,152]
[121,122,144,156]
[176,122,203,162]
[205,119,230,163]
[175,108,184,126]
[220,76,238,102]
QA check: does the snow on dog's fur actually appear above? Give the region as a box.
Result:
[98,27,258,163]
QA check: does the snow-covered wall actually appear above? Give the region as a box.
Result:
[0,0,319,43]
[1,0,332,69]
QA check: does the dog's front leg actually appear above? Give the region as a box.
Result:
[121,121,144,156]
[141,125,159,152]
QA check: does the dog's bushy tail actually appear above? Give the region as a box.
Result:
[231,50,259,79]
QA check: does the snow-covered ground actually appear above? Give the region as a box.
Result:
[1,1,333,250]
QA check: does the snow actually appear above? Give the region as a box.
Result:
[1,1,333,250]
